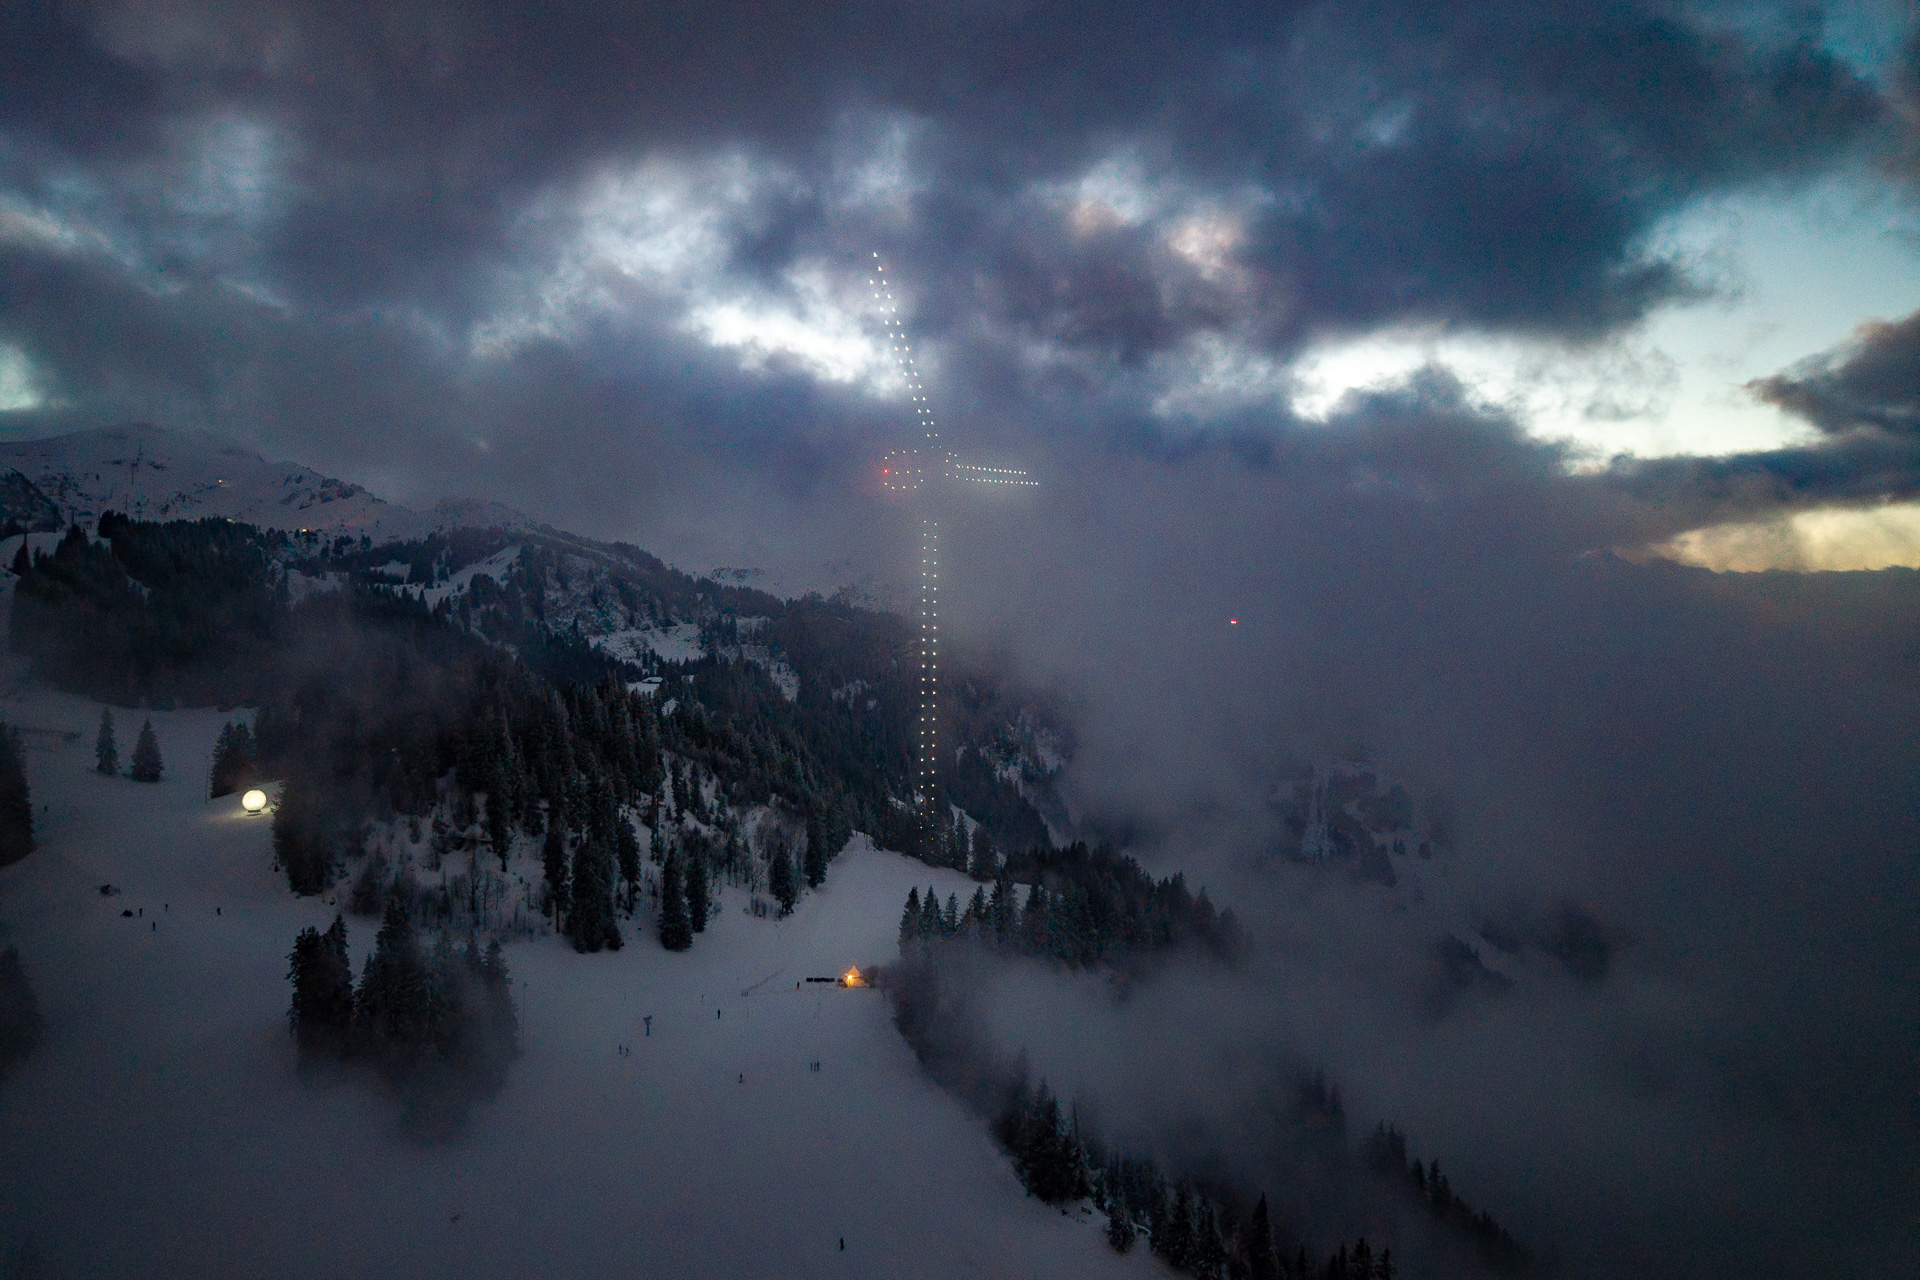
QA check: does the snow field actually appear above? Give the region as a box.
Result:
[593,621,705,666]
[395,545,523,608]
[0,688,1157,1279]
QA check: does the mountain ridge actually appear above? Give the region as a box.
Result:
[0,423,535,543]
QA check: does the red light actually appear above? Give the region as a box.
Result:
[1229,619,1239,625]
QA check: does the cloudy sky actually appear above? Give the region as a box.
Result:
[0,0,1916,579]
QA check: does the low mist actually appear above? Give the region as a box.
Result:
[918,383,1919,1278]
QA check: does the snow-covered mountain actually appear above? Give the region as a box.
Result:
[0,423,532,540]
[0,425,911,609]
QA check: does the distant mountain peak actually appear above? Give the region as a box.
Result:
[0,423,532,540]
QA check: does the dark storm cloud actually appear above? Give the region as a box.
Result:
[0,0,1907,549]
[1604,427,1920,523]
[0,1,159,157]
[1750,307,1920,435]
[1599,308,1920,524]
[1,0,1892,363]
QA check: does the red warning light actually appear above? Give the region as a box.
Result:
[1229,618,1239,625]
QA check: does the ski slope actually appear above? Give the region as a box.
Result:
[0,685,1155,1279]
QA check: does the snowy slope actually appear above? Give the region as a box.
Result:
[0,424,532,541]
[0,683,1154,1280]
[593,620,706,666]
[591,622,801,697]
[392,544,524,608]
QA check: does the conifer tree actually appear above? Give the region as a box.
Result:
[208,721,255,798]
[0,726,31,866]
[616,817,640,910]
[542,817,569,927]
[1247,1193,1278,1280]
[95,706,118,776]
[356,898,430,1073]
[969,825,995,880]
[479,937,521,1071]
[0,943,42,1074]
[964,886,988,936]
[989,877,1011,944]
[129,718,163,782]
[1155,1182,1196,1270]
[769,843,796,916]
[1022,883,1049,949]
[568,838,620,953]
[658,847,691,950]
[425,932,465,1057]
[1194,1202,1227,1279]
[1106,1206,1135,1253]
[8,542,26,576]
[210,723,232,796]
[803,809,827,888]
[1015,1079,1089,1203]
[898,886,922,953]
[918,885,941,939]
[272,779,333,896]
[686,846,710,932]
[485,787,510,872]
[287,917,354,1058]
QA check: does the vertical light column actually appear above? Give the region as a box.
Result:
[874,253,944,814]
[868,253,1034,827]
[919,516,940,802]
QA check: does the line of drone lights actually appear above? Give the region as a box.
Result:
[873,254,1036,805]
[876,254,946,798]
